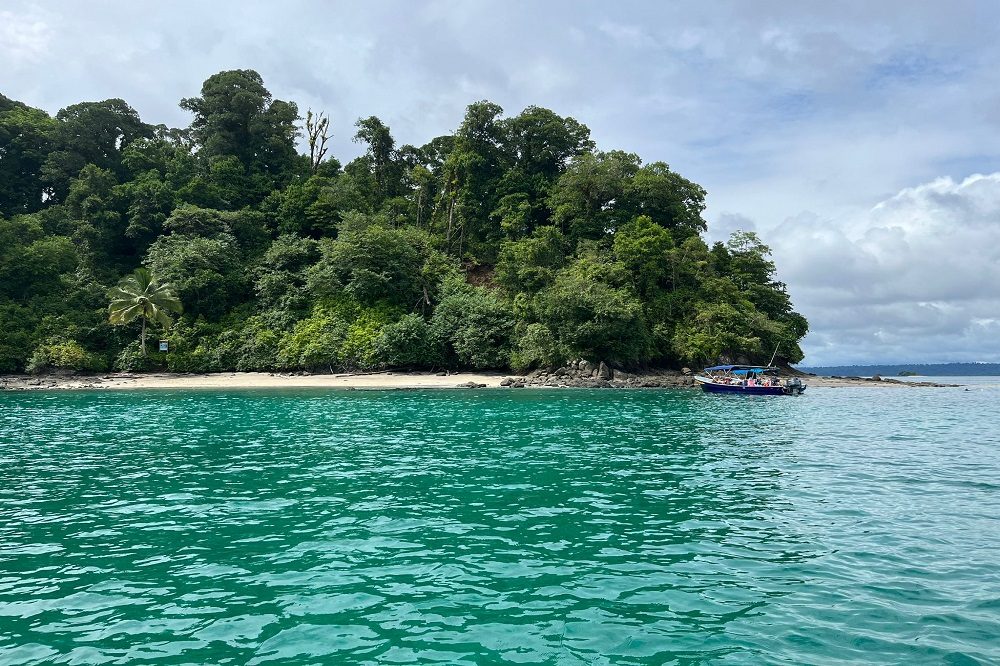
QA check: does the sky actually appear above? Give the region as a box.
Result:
[2,0,999,365]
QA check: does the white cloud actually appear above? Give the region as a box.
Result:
[769,174,1000,365]
[1,1,998,364]
[0,9,51,65]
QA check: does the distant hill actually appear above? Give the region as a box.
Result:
[795,362,1000,377]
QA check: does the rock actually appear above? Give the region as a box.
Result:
[500,378,513,386]
[597,362,612,380]
[579,360,593,373]
[512,382,526,388]
[435,371,448,376]
[871,374,882,381]
[457,381,487,388]
[553,367,566,377]
[681,367,692,375]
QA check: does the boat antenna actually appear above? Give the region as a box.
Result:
[767,342,780,368]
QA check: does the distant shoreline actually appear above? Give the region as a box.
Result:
[0,371,960,391]
[797,362,1000,377]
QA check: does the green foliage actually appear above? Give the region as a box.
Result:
[274,298,402,371]
[26,339,107,374]
[510,323,567,372]
[549,151,640,242]
[213,315,284,371]
[113,340,164,372]
[145,233,240,319]
[375,314,438,368]
[307,223,453,308]
[0,74,809,375]
[534,257,650,363]
[180,69,301,191]
[496,226,568,294]
[0,95,55,216]
[620,162,706,239]
[429,276,515,369]
[612,215,674,296]
[42,98,151,202]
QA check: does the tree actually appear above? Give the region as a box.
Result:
[354,116,401,205]
[612,215,674,297]
[437,101,509,257]
[534,257,650,363]
[620,162,707,239]
[0,95,56,216]
[549,151,641,243]
[180,69,300,188]
[107,268,183,356]
[42,99,151,202]
[305,109,331,172]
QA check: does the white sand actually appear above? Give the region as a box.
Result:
[1,371,508,391]
[0,371,955,391]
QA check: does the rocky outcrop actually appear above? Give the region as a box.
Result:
[501,361,697,389]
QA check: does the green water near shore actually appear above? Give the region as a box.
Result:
[2,387,999,664]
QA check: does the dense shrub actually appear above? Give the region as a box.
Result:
[112,341,163,372]
[510,323,567,372]
[429,276,515,369]
[26,339,107,374]
[375,313,439,368]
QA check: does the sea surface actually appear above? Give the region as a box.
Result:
[1,383,999,665]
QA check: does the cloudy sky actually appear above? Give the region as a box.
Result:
[3,1,999,365]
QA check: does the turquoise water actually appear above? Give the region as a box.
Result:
[1,386,999,665]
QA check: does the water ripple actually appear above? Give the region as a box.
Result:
[1,387,999,664]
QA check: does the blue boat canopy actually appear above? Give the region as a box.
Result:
[703,365,778,374]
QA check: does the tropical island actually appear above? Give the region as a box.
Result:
[1,69,808,381]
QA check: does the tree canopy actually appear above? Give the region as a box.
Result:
[0,69,807,374]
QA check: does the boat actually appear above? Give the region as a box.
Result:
[694,365,806,395]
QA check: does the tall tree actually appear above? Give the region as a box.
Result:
[107,268,183,355]
[0,95,56,216]
[353,116,401,206]
[180,70,300,186]
[438,101,509,257]
[548,150,641,243]
[41,98,150,203]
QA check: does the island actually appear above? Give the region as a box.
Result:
[1,70,809,380]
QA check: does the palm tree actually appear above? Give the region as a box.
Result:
[107,268,183,356]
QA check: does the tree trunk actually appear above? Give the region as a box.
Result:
[141,317,147,356]
[446,197,454,252]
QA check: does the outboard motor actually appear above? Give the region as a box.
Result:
[784,377,804,395]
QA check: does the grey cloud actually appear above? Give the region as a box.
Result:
[2,0,999,364]
[770,174,1000,364]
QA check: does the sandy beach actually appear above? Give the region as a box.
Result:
[0,371,958,391]
[0,371,510,391]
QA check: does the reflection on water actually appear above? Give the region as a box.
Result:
[1,387,999,664]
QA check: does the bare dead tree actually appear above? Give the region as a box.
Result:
[305,109,330,172]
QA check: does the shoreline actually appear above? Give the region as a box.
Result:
[0,371,960,392]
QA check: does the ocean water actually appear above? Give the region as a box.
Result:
[1,385,998,665]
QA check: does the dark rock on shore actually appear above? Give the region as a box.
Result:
[509,361,697,389]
